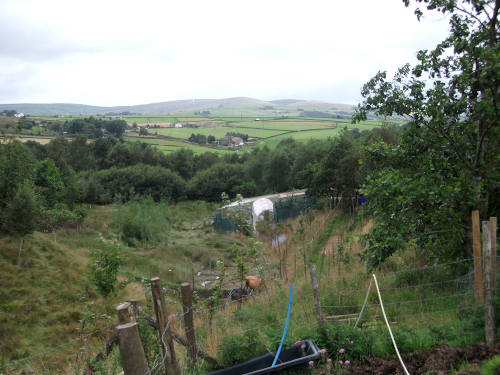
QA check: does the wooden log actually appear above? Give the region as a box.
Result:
[482,221,494,345]
[472,210,483,303]
[151,277,178,375]
[181,282,197,366]
[117,322,148,375]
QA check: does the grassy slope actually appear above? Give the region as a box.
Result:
[0,202,493,373]
[0,201,252,371]
[154,126,285,139]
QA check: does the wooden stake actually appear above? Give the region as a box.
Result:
[171,331,218,366]
[490,217,497,290]
[309,263,324,327]
[151,277,178,375]
[117,322,149,375]
[472,210,483,303]
[181,282,197,366]
[482,221,494,345]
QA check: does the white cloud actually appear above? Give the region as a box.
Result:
[0,0,450,105]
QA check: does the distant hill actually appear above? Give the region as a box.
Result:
[268,99,305,105]
[0,97,356,116]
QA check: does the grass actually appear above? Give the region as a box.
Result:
[154,126,286,139]
[0,200,258,373]
[16,115,404,155]
[225,121,337,132]
[478,355,500,374]
[2,182,485,375]
[125,136,236,154]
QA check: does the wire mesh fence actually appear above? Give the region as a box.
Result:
[1,256,498,374]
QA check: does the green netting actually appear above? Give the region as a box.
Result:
[274,196,316,222]
[214,212,237,232]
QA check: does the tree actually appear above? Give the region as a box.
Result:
[103,119,127,137]
[89,240,125,298]
[0,141,35,213]
[1,109,17,117]
[353,0,499,266]
[4,182,39,262]
[34,159,64,207]
[265,149,291,192]
[167,149,194,180]
[67,136,93,172]
[42,204,75,243]
[74,205,88,232]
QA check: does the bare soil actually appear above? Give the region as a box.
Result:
[1,136,54,144]
[346,342,500,375]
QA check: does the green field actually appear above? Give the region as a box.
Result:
[154,126,286,139]
[20,115,403,154]
[256,128,343,148]
[125,136,236,154]
[225,120,337,131]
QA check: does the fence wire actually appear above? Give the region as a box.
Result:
[2,255,498,374]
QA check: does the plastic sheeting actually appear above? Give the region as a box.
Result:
[252,198,274,232]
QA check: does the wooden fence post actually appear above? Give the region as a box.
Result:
[181,282,197,366]
[128,299,139,321]
[117,322,149,375]
[472,210,483,303]
[151,277,178,375]
[490,217,497,290]
[482,221,494,345]
[116,302,134,324]
[309,263,324,327]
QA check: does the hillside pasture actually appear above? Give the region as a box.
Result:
[226,121,337,132]
[125,135,236,154]
[154,126,286,139]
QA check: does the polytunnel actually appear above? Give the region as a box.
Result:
[252,198,274,233]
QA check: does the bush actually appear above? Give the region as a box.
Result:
[89,239,125,297]
[478,355,500,375]
[112,198,171,246]
[84,164,186,203]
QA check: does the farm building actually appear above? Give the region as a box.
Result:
[218,135,244,147]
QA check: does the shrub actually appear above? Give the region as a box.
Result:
[112,198,171,246]
[88,239,125,298]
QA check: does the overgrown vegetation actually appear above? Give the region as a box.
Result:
[112,198,171,246]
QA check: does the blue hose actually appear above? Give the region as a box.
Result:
[271,283,293,367]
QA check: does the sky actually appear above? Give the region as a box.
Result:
[0,0,451,106]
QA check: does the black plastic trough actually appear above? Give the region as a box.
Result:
[204,339,320,375]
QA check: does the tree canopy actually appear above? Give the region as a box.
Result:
[354,0,499,266]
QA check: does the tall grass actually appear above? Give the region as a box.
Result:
[112,197,170,246]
